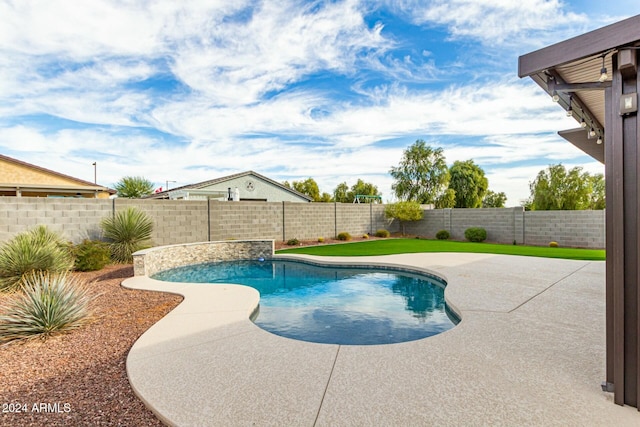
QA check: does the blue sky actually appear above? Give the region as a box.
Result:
[1,1,639,205]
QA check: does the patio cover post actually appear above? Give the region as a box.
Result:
[606,50,640,407]
[519,15,640,409]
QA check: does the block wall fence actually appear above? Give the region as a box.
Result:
[0,198,605,249]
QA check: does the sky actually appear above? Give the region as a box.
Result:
[1,1,640,206]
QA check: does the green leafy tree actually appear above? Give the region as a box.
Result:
[448,160,488,208]
[384,201,423,235]
[350,179,381,202]
[319,192,333,203]
[435,188,456,208]
[390,140,449,204]
[589,173,605,210]
[333,182,350,203]
[292,178,321,202]
[482,190,508,208]
[114,176,154,198]
[333,180,381,203]
[528,164,594,210]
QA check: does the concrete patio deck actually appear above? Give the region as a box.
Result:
[123,253,639,426]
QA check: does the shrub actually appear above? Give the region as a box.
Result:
[375,229,390,238]
[286,238,300,246]
[317,237,325,243]
[435,230,450,240]
[464,227,487,243]
[0,272,94,345]
[549,241,559,248]
[74,240,111,272]
[101,207,153,263]
[362,234,369,239]
[337,232,352,241]
[0,226,74,292]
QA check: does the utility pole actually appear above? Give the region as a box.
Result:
[92,162,97,184]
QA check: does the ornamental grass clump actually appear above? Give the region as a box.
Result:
[337,232,352,241]
[375,229,390,238]
[101,207,153,263]
[0,225,74,292]
[0,272,94,345]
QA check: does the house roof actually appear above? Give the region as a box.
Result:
[518,14,640,164]
[0,154,116,194]
[149,171,313,201]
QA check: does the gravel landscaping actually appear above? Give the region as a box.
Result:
[0,236,382,425]
[0,264,182,426]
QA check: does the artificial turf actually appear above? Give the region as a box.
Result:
[276,238,605,260]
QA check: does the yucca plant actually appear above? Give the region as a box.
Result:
[100,207,153,263]
[0,272,94,345]
[0,226,74,292]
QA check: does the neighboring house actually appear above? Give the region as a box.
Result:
[147,171,312,203]
[0,154,115,198]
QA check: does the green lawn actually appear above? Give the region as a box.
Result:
[277,238,605,260]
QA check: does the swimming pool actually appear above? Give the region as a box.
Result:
[153,259,458,345]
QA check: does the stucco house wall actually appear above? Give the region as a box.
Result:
[0,155,113,199]
[153,171,312,203]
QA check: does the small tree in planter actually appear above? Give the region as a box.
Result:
[384,201,423,236]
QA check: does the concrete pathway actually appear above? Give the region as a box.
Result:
[123,253,639,426]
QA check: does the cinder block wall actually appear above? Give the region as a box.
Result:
[404,209,447,237]
[0,197,605,248]
[0,197,111,243]
[284,202,335,240]
[210,202,395,241]
[450,208,521,243]
[336,204,391,237]
[117,199,208,246]
[524,210,605,248]
[210,201,283,241]
[405,207,604,248]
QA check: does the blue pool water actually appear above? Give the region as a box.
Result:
[153,260,458,345]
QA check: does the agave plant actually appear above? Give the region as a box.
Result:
[100,207,153,263]
[0,272,94,345]
[0,226,74,292]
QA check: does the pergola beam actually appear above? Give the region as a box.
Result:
[518,15,640,77]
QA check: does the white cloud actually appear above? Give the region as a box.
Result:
[168,0,388,104]
[384,0,589,47]
[0,1,252,58]
[0,0,615,206]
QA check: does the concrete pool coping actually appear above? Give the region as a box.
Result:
[123,253,639,426]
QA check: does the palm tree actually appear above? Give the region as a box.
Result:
[114,176,154,198]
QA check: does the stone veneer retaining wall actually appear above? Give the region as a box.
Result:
[133,240,274,277]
